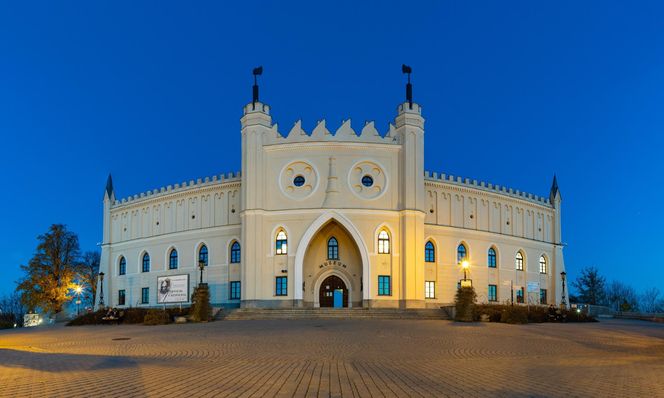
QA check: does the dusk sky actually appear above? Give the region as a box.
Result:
[1,1,662,296]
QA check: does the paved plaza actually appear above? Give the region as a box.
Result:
[1,318,663,397]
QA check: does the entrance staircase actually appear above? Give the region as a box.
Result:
[215,307,451,321]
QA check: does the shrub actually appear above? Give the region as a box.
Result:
[123,308,149,324]
[473,303,598,324]
[474,304,503,322]
[526,306,549,323]
[189,284,212,322]
[454,286,477,322]
[566,309,597,322]
[143,309,169,325]
[0,320,15,329]
[66,310,107,326]
[500,306,529,324]
[166,307,190,319]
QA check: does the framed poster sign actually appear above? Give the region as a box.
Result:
[157,274,190,304]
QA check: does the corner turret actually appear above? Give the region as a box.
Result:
[394,65,427,307]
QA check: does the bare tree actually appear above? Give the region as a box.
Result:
[17,224,81,314]
[640,287,662,313]
[606,281,639,313]
[571,266,606,305]
[79,251,100,308]
[0,291,27,327]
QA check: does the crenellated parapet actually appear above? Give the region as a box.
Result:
[424,171,552,207]
[112,171,241,208]
[261,118,400,146]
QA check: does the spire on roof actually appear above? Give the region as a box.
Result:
[549,174,561,204]
[105,174,114,199]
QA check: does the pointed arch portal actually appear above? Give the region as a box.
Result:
[294,211,370,304]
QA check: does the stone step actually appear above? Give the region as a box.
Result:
[216,308,450,321]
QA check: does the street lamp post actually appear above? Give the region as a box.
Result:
[560,271,567,308]
[98,272,105,308]
[460,260,472,287]
[198,260,205,285]
[75,285,83,316]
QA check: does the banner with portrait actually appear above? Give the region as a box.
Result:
[157,274,190,304]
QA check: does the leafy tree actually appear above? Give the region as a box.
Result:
[17,224,81,314]
[79,251,100,308]
[571,266,606,305]
[605,281,639,313]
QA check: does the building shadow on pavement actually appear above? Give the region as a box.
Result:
[0,348,140,372]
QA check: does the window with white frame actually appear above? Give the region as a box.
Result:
[515,251,524,271]
[425,281,435,299]
[276,231,288,255]
[378,230,390,254]
[539,255,547,274]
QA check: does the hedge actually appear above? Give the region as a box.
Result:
[473,304,597,324]
[66,307,191,326]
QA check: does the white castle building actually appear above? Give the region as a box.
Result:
[97,74,566,310]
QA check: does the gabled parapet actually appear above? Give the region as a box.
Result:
[112,171,242,208]
[262,118,400,145]
[424,171,553,207]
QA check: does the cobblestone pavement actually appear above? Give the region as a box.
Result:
[1,318,663,397]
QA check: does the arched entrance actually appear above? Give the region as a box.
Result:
[319,275,348,308]
[296,212,367,308]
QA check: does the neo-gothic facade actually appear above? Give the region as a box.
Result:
[97,97,566,310]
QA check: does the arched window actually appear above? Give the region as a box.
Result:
[230,241,241,263]
[425,241,435,262]
[142,253,150,273]
[199,245,208,266]
[119,256,126,275]
[515,251,524,271]
[488,247,497,268]
[276,230,288,255]
[457,244,467,263]
[378,230,390,254]
[327,237,339,260]
[169,249,178,269]
[539,255,547,274]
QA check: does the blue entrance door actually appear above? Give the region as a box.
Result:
[319,275,348,307]
[333,289,343,308]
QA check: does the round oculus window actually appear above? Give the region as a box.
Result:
[293,175,306,187]
[361,175,374,187]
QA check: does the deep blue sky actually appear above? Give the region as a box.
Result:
[1,1,662,296]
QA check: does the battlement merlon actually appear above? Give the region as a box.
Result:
[394,102,425,131]
[240,101,422,145]
[424,171,555,209]
[108,171,242,209]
